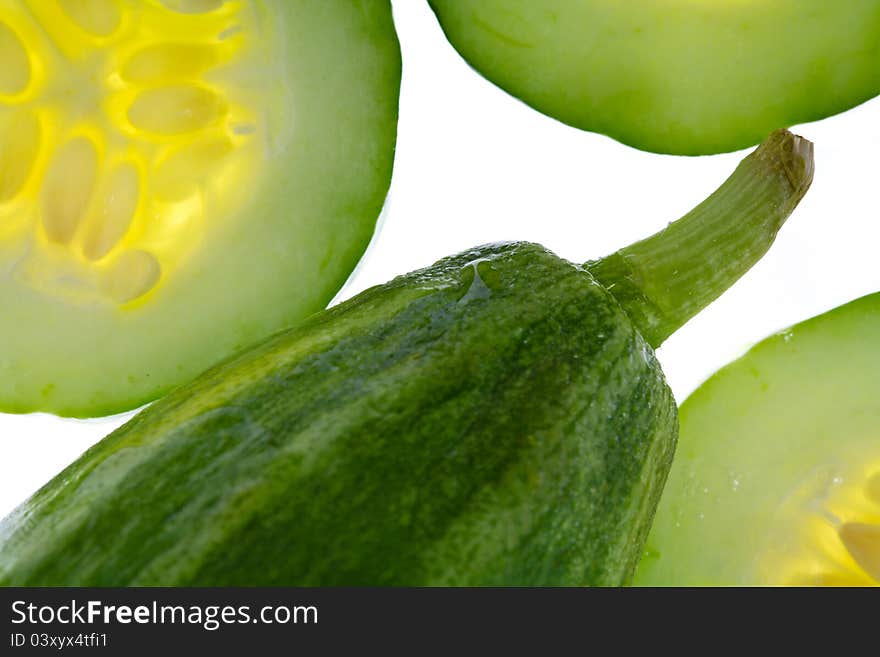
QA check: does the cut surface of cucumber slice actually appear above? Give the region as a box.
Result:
[635,294,880,586]
[0,0,400,417]
[429,0,880,154]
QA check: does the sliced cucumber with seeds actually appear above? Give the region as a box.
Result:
[635,294,880,586]
[0,0,400,417]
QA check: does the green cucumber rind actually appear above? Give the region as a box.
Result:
[0,242,676,586]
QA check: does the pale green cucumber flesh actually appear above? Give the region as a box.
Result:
[0,0,400,417]
[429,0,880,155]
[0,242,676,586]
[634,293,880,586]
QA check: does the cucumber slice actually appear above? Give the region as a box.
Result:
[428,0,880,155]
[0,0,400,417]
[635,294,880,586]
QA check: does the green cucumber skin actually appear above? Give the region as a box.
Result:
[0,243,676,586]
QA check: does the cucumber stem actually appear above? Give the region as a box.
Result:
[586,129,814,349]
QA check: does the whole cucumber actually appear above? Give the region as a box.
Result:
[0,131,813,586]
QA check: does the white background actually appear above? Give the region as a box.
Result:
[2,0,880,518]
